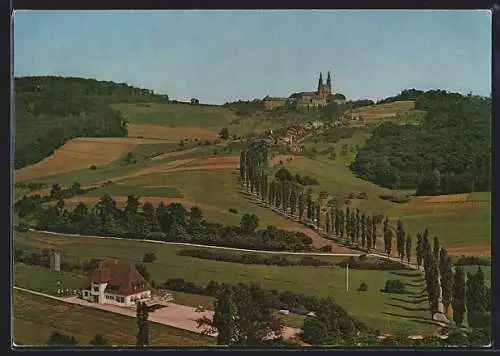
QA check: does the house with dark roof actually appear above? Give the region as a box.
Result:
[81,260,151,307]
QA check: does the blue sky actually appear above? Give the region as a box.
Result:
[14,10,491,104]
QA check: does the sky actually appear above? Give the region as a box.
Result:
[13,10,491,104]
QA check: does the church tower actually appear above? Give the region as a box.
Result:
[326,71,332,91]
[317,72,323,92]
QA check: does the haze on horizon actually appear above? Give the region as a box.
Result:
[13,10,491,105]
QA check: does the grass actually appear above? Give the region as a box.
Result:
[13,289,214,346]
[118,170,304,229]
[14,231,439,335]
[116,142,187,163]
[14,263,85,295]
[350,101,416,120]
[83,185,183,198]
[112,102,295,137]
[28,146,218,186]
[271,126,490,250]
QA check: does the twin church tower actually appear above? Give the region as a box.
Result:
[263,71,338,111]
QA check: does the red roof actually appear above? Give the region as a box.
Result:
[84,260,150,296]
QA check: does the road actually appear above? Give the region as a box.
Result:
[13,286,301,342]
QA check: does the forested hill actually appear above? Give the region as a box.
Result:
[14,76,170,169]
[350,90,491,195]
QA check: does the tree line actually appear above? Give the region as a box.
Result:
[29,194,313,251]
[15,76,169,169]
[416,229,491,335]
[15,183,95,217]
[351,90,490,195]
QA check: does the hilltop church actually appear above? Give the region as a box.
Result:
[263,71,344,111]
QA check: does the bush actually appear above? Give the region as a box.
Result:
[142,252,157,263]
[358,282,368,291]
[378,194,410,204]
[228,208,238,214]
[301,317,328,345]
[382,280,407,294]
[455,255,491,266]
[90,165,97,170]
[357,192,368,200]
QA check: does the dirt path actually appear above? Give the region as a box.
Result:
[13,286,301,342]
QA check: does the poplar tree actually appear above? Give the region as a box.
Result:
[339,209,345,238]
[371,216,377,249]
[334,209,340,237]
[361,213,367,248]
[433,236,440,262]
[452,266,466,326]
[289,188,297,217]
[405,235,412,264]
[440,253,454,316]
[298,191,305,220]
[416,233,423,270]
[396,220,405,261]
[366,216,372,251]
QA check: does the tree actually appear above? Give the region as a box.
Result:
[136,301,149,348]
[440,254,454,316]
[361,214,367,248]
[289,188,298,217]
[433,237,440,262]
[298,191,305,220]
[135,263,150,282]
[366,216,372,250]
[90,334,107,346]
[240,214,259,234]
[142,252,157,263]
[219,127,229,140]
[416,233,423,270]
[315,203,321,227]
[190,98,200,105]
[396,220,405,261]
[405,235,412,264]
[47,331,78,345]
[371,216,377,250]
[301,317,328,345]
[452,266,466,326]
[339,209,345,238]
[198,283,282,346]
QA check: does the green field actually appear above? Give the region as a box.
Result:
[119,170,304,229]
[14,231,440,335]
[272,127,490,250]
[27,146,220,186]
[83,185,183,198]
[112,102,291,137]
[349,101,416,120]
[13,289,214,346]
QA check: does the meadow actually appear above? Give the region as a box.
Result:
[271,128,490,253]
[14,231,440,335]
[13,289,214,346]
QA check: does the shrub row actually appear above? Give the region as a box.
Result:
[177,248,332,267]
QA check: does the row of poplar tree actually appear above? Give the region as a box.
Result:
[240,143,490,330]
[239,142,413,260]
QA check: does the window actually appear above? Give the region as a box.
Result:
[105,295,115,300]
[83,291,88,296]
[93,287,99,292]
[116,296,125,303]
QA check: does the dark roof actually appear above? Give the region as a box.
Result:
[84,260,150,296]
[263,96,286,101]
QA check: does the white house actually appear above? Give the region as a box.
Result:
[81,260,151,307]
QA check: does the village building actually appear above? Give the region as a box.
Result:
[81,260,151,307]
[263,96,287,110]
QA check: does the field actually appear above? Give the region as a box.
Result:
[14,231,441,335]
[112,102,290,139]
[13,289,214,346]
[348,101,416,120]
[14,137,164,183]
[270,127,490,254]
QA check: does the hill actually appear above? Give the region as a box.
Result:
[347,100,416,121]
[350,90,491,195]
[14,76,170,169]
